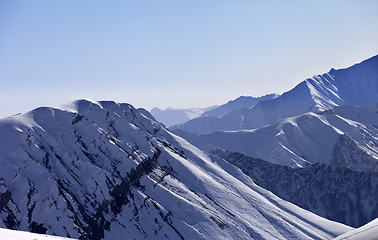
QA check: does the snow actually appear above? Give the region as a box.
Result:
[212,149,378,228]
[151,94,279,128]
[176,105,378,170]
[0,99,353,239]
[0,228,74,240]
[334,217,378,240]
[199,94,279,118]
[171,54,378,135]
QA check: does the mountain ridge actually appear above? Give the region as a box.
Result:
[150,105,217,127]
[199,93,279,118]
[173,105,378,170]
[171,54,378,135]
[0,99,352,239]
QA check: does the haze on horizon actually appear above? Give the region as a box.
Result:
[0,0,378,118]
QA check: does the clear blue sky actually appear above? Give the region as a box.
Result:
[1,0,377,117]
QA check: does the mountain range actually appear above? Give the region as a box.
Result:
[171,55,378,135]
[150,106,217,128]
[150,93,278,128]
[168,54,378,233]
[1,54,377,239]
[199,94,279,118]
[0,99,352,239]
[175,105,378,170]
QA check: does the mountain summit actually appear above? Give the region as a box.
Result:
[0,99,352,239]
[199,94,279,118]
[171,55,378,135]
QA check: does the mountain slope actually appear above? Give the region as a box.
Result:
[0,228,74,240]
[175,105,378,170]
[0,100,352,239]
[171,54,378,135]
[334,217,378,240]
[150,106,217,127]
[212,149,378,228]
[200,94,279,118]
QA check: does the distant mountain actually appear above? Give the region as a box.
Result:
[171,55,378,135]
[150,94,278,128]
[150,106,217,127]
[174,105,378,170]
[200,94,279,118]
[0,100,351,239]
[213,149,378,228]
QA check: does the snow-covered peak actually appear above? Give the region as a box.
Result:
[171,54,378,135]
[0,100,352,239]
[200,93,279,118]
[176,105,378,171]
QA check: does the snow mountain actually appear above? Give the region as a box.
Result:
[171,54,378,135]
[212,149,378,228]
[150,106,217,127]
[199,94,279,118]
[150,94,278,128]
[175,105,378,170]
[0,100,352,239]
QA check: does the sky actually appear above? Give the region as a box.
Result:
[0,0,378,118]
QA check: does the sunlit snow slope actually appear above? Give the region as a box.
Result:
[334,217,378,240]
[178,105,378,170]
[0,227,74,240]
[0,100,352,239]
